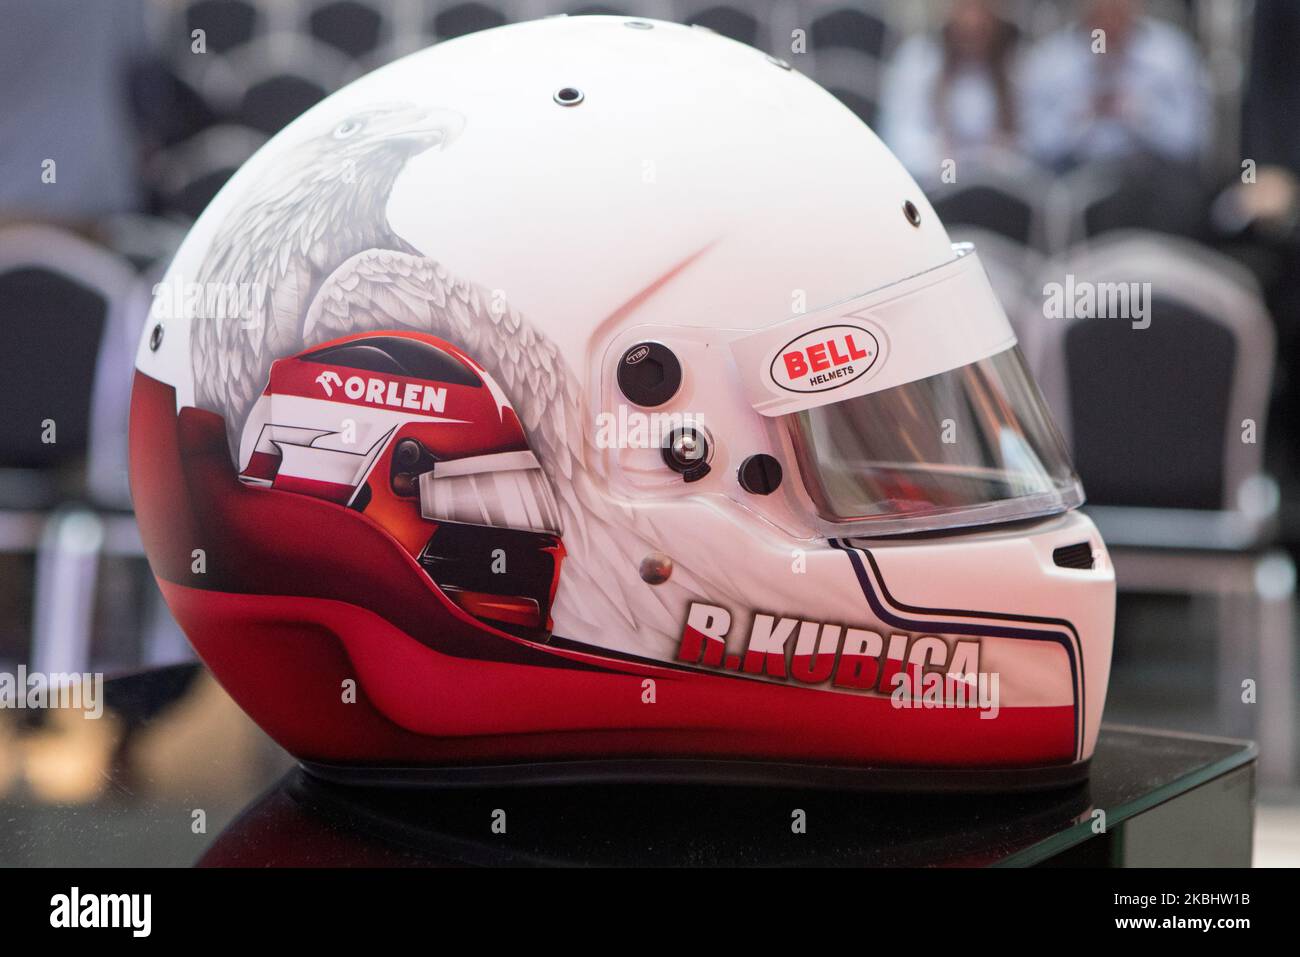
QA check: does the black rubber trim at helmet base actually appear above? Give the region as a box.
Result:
[300,756,1091,793]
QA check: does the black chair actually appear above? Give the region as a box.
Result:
[237,72,330,134]
[688,6,761,47]
[568,4,631,14]
[0,267,104,481]
[308,0,387,59]
[932,185,1036,248]
[184,0,260,55]
[1027,233,1294,781]
[127,58,222,150]
[431,3,508,40]
[809,6,888,58]
[1068,306,1234,511]
[928,161,1052,250]
[1046,159,1209,252]
[1032,234,1277,541]
[150,125,266,221]
[221,32,355,135]
[0,227,142,675]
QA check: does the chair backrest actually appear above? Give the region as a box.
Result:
[238,72,329,134]
[307,0,388,59]
[1027,232,1274,512]
[150,124,266,221]
[184,0,260,55]
[809,5,889,57]
[0,227,136,502]
[927,160,1051,250]
[1045,160,1207,254]
[430,2,508,40]
[225,33,356,134]
[946,227,1044,354]
[686,5,763,47]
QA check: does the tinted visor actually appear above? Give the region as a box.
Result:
[786,346,1083,535]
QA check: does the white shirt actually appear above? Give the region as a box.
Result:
[1018,18,1208,168]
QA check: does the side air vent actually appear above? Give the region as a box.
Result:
[1053,542,1095,570]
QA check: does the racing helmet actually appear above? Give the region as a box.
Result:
[130,15,1114,788]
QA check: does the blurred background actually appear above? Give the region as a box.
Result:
[0,0,1297,863]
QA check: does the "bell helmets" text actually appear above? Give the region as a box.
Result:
[771,323,879,393]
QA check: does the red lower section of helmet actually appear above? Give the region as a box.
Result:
[159,580,1075,767]
[131,371,1076,772]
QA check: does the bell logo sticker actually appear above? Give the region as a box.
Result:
[770,324,879,394]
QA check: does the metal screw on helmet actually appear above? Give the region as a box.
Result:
[662,426,711,483]
[394,439,422,468]
[149,324,164,352]
[390,438,431,495]
[903,200,922,227]
[553,87,584,106]
[624,20,653,30]
[766,54,792,70]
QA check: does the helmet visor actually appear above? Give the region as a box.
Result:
[728,244,1082,536]
[785,346,1082,535]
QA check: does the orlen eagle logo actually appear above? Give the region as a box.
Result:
[315,370,343,396]
[771,323,879,394]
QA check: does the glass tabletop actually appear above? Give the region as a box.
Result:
[0,664,1256,867]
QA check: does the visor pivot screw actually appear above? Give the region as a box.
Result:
[663,426,711,483]
[639,552,673,585]
[903,200,922,227]
[553,87,584,107]
[738,454,783,495]
[390,438,431,496]
[618,341,681,407]
[394,439,422,468]
[149,324,164,352]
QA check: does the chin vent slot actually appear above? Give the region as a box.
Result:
[1052,542,1095,570]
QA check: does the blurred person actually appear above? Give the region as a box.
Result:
[0,0,149,226]
[1019,0,1208,171]
[1217,0,1300,478]
[1227,0,1300,248]
[878,0,1022,181]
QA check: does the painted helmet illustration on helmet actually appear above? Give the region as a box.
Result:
[130,16,1114,788]
[237,331,564,638]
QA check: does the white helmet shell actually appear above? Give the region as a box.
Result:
[133,16,1114,786]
